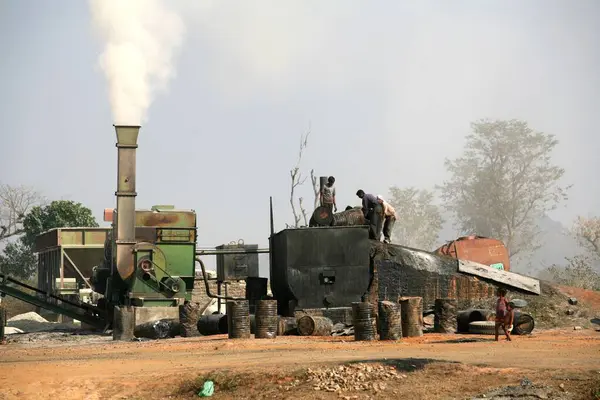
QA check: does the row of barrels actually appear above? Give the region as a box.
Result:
[195,296,456,341]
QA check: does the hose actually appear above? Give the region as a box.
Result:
[195,257,245,300]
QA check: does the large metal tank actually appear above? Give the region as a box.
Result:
[371,242,497,310]
[270,226,371,316]
[434,236,511,272]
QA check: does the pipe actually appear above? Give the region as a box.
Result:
[114,125,140,280]
[195,257,245,300]
[269,196,274,236]
[319,176,327,206]
[195,248,269,256]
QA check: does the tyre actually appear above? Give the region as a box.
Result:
[468,320,496,335]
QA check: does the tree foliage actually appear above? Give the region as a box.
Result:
[0,200,98,279]
[438,119,570,258]
[387,186,443,250]
[571,215,600,258]
[545,254,600,291]
[0,183,45,242]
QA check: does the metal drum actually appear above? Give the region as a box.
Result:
[352,302,376,341]
[378,301,402,340]
[255,300,278,339]
[226,300,251,339]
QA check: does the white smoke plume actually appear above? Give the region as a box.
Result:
[89,0,184,125]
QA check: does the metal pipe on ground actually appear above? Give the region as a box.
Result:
[197,314,228,335]
[456,309,494,333]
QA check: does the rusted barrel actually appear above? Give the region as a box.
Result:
[277,316,298,335]
[255,300,278,339]
[332,207,367,227]
[179,301,201,337]
[399,296,423,337]
[297,315,333,336]
[197,314,228,335]
[434,298,457,334]
[311,206,334,226]
[112,305,135,341]
[226,300,251,339]
[352,302,376,341]
[378,301,402,340]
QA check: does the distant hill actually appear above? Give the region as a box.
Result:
[435,213,583,276]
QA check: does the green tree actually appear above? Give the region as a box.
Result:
[0,200,98,279]
[387,186,444,250]
[438,119,570,259]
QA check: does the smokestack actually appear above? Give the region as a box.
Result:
[319,176,328,206]
[114,125,140,280]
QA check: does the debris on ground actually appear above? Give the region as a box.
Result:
[331,322,354,336]
[472,378,577,400]
[6,312,79,333]
[290,363,407,393]
[568,297,578,306]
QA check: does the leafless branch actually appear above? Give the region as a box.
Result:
[299,197,308,226]
[289,123,312,228]
[0,183,45,242]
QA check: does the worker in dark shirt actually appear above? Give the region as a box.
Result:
[356,189,383,240]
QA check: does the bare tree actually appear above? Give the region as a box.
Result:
[289,127,310,228]
[0,183,45,242]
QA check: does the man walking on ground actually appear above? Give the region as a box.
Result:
[356,189,383,240]
[377,195,397,244]
[321,176,337,213]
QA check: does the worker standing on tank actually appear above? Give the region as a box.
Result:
[377,195,397,244]
[321,176,337,213]
[356,189,383,240]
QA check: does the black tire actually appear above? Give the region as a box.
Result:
[513,312,535,335]
[468,321,496,335]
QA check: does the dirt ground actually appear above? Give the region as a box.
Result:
[1,328,599,400]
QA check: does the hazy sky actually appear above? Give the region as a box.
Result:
[1,1,599,275]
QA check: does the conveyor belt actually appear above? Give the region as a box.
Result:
[0,273,107,329]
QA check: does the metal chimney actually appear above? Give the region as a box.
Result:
[319,176,328,206]
[113,125,140,280]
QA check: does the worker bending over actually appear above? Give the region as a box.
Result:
[356,189,382,240]
[377,195,397,244]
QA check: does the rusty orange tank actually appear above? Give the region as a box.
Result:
[434,235,511,271]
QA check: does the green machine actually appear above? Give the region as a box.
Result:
[89,125,197,324]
